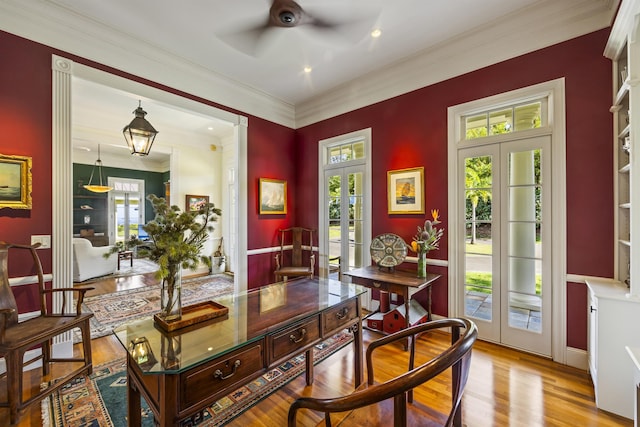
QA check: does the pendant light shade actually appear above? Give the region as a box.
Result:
[123,100,158,156]
[83,144,112,193]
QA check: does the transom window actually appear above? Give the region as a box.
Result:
[464,100,546,140]
[328,139,365,164]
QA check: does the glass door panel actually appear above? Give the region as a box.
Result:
[501,139,550,355]
[462,151,499,341]
[324,168,365,278]
[327,173,342,278]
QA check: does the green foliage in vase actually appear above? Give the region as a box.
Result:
[106,194,221,318]
[106,194,222,281]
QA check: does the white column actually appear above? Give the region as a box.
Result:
[51,55,75,352]
[509,149,539,310]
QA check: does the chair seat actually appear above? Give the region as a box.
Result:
[275,266,312,276]
[0,314,92,351]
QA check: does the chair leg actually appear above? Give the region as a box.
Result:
[394,393,407,427]
[42,339,51,376]
[81,321,93,374]
[7,350,21,425]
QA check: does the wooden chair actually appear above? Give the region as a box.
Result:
[0,242,94,425]
[274,227,316,281]
[288,318,477,427]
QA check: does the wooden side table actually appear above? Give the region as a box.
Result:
[117,250,133,269]
[344,266,441,326]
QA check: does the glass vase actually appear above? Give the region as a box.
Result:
[160,267,182,321]
[417,251,427,278]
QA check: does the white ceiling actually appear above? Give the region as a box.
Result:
[0,0,617,164]
[49,0,552,105]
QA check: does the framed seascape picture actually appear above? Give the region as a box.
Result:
[0,153,32,210]
[387,166,424,214]
[259,178,287,214]
[185,194,209,212]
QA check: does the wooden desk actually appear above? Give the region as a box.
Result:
[114,278,366,426]
[344,266,441,328]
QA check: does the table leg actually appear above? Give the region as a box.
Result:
[127,371,141,427]
[305,348,314,385]
[404,290,411,351]
[427,286,433,320]
[353,321,364,388]
[404,290,410,329]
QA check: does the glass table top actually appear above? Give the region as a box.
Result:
[114,277,366,374]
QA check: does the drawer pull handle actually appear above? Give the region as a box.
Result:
[214,360,241,380]
[289,328,307,344]
[336,307,349,320]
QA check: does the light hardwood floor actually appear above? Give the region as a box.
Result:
[1,274,633,426]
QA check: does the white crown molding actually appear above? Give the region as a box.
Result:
[0,0,296,128]
[0,0,618,130]
[604,0,640,58]
[295,0,617,128]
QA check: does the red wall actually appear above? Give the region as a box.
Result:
[296,29,614,350]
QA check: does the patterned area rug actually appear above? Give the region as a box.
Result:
[77,258,160,284]
[43,331,353,427]
[82,274,235,339]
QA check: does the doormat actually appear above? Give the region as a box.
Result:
[81,273,234,339]
[43,331,353,427]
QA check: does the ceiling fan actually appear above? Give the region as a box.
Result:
[217,0,379,56]
[267,0,333,29]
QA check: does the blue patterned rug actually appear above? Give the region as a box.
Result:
[43,331,353,426]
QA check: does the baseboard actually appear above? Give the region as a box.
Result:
[565,347,589,370]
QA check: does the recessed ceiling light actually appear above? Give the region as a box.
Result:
[303,66,312,73]
[208,126,214,131]
[371,28,382,38]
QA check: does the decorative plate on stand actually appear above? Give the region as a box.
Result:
[370,233,408,268]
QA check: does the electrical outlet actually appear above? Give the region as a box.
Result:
[31,235,51,249]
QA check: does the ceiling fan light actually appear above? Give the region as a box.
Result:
[123,102,158,156]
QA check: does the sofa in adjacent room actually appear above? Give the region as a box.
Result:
[72,237,117,282]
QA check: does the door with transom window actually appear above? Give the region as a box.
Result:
[318,129,371,280]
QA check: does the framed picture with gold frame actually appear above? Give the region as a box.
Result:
[259,178,287,214]
[387,167,424,214]
[0,153,32,210]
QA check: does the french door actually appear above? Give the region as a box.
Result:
[459,135,551,355]
[108,177,145,244]
[324,165,366,278]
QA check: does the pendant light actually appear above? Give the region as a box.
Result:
[122,100,158,156]
[83,144,112,193]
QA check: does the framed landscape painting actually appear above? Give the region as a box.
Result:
[185,194,209,212]
[0,153,32,210]
[387,166,424,214]
[259,178,286,214]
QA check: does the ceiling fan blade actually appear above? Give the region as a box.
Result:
[216,20,274,57]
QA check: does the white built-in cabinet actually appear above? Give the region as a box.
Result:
[587,0,640,421]
[587,279,640,419]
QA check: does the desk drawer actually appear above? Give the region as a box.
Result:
[182,341,264,409]
[270,317,320,362]
[351,277,390,292]
[322,299,358,336]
